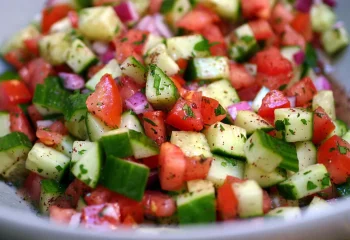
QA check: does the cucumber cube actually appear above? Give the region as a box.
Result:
[244,164,287,188]
[100,128,134,158]
[129,130,160,159]
[120,110,144,134]
[267,207,301,220]
[311,3,336,33]
[145,44,180,76]
[120,56,147,85]
[185,57,230,81]
[40,179,64,214]
[102,156,149,201]
[234,111,273,135]
[86,112,114,142]
[143,34,164,55]
[321,26,349,55]
[312,90,336,120]
[296,141,317,171]
[187,179,214,193]
[0,112,11,137]
[39,32,71,65]
[229,24,258,62]
[53,135,74,157]
[86,59,122,90]
[66,39,97,74]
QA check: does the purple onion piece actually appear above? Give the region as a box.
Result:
[293,51,305,65]
[287,96,296,108]
[125,92,153,114]
[114,1,139,23]
[58,72,85,90]
[314,75,332,91]
[153,14,173,38]
[136,16,159,35]
[295,0,313,12]
[92,41,109,55]
[227,102,253,121]
[323,0,337,7]
[100,49,115,64]
[147,170,159,188]
[184,82,200,91]
[36,120,54,129]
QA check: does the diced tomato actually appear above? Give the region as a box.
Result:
[255,47,293,90]
[142,155,160,169]
[217,176,242,220]
[317,135,350,184]
[249,20,274,40]
[241,0,271,20]
[184,157,212,181]
[24,38,40,56]
[65,179,91,208]
[265,32,281,48]
[142,191,176,217]
[258,90,291,124]
[87,64,105,79]
[159,142,186,191]
[10,107,35,142]
[170,75,187,96]
[41,4,73,33]
[176,59,188,74]
[81,203,121,228]
[166,91,203,131]
[123,215,137,226]
[50,121,68,135]
[36,129,62,146]
[23,172,43,203]
[149,0,163,14]
[229,63,255,90]
[110,193,144,223]
[49,206,77,225]
[200,96,226,125]
[20,58,53,93]
[199,24,227,56]
[291,12,313,42]
[281,25,306,50]
[143,111,166,146]
[263,191,272,213]
[286,77,317,107]
[237,85,261,101]
[4,49,33,70]
[85,186,113,206]
[68,11,79,28]
[93,0,120,6]
[270,3,293,33]
[176,5,220,32]
[86,74,122,128]
[27,105,43,124]
[0,80,32,110]
[312,107,336,145]
[118,75,142,108]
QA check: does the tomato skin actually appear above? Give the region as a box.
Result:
[241,0,270,19]
[49,206,77,225]
[200,97,226,126]
[270,3,293,33]
[184,157,212,181]
[10,107,35,142]
[68,11,79,28]
[123,215,137,226]
[142,191,176,217]
[27,105,43,124]
[65,179,91,208]
[318,135,350,184]
[86,74,122,128]
[24,38,40,56]
[159,143,186,191]
[255,47,293,90]
[291,12,313,42]
[143,111,166,146]
[110,193,144,223]
[238,85,261,101]
[81,203,121,228]
[0,80,32,110]
[249,20,274,40]
[142,155,159,169]
[149,0,163,14]
[23,172,43,203]
[286,77,317,107]
[229,63,255,90]
[166,91,203,131]
[118,75,142,108]
[258,90,291,124]
[312,107,336,145]
[4,49,33,70]
[281,25,306,50]
[85,186,113,206]
[41,4,73,33]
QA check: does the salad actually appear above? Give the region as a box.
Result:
[0,0,349,229]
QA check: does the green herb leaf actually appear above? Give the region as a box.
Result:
[301,119,307,125]
[307,181,317,191]
[183,104,195,119]
[220,124,225,132]
[80,164,88,175]
[214,104,226,116]
[289,129,296,135]
[78,150,86,155]
[160,0,176,13]
[55,165,63,172]
[321,174,330,188]
[153,73,162,96]
[144,118,157,126]
[275,120,285,131]
[133,34,147,45]
[194,38,210,52]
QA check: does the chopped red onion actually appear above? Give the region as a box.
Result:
[323,0,337,7]
[36,120,54,129]
[295,0,313,12]
[147,170,159,188]
[125,92,153,114]
[69,213,81,228]
[185,82,201,91]
[58,72,85,90]
[81,88,91,94]
[92,41,109,55]
[114,1,139,23]
[288,96,296,108]
[153,14,173,38]
[136,15,173,38]
[293,51,305,65]
[314,75,332,91]
[100,49,115,64]
[227,102,253,121]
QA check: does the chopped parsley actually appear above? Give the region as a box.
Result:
[194,38,210,52]
[307,181,317,191]
[183,104,195,119]
[37,168,43,173]
[214,105,226,116]
[220,124,225,132]
[144,118,157,126]
[337,141,350,155]
[133,34,147,45]
[55,165,63,172]
[301,119,307,125]
[78,149,87,155]
[221,161,227,167]
[303,170,312,175]
[153,73,162,96]
[80,164,88,175]
[289,129,296,135]
[321,174,331,188]
[275,120,285,131]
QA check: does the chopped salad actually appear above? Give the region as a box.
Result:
[0,0,350,228]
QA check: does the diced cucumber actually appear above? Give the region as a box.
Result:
[206,155,245,187]
[66,39,97,74]
[86,112,114,141]
[281,46,302,88]
[1,25,40,55]
[312,90,336,120]
[53,135,75,157]
[343,130,350,143]
[0,71,20,81]
[277,164,331,200]
[198,79,240,109]
[78,6,123,41]
[3,158,28,184]
[100,128,134,158]
[0,132,32,176]
[74,0,93,9]
[187,179,214,193]
[232,180,263,218]
[170,131,212,158]
[252,87,270,112]
[166,35,210,61]
[145,44,180,76]
[102,156,149,201]
[145,64,180,110]
[86,59,122,90]
[267,207,301,220]
[185,57,230,81]
[311,3,336,32]
[176,186,216,224]
[120,110,144,133]
[50,17,73,33]
[71,141,101,188]
[204,122,246,159]
[39,179,64,214]
[274,108,313,142]
[71,141,96,166]
[0,112,10,137]
[161,0,191,29]
[321,26,349,55]
[333,119,348,137]
[130,0,150,15]
[244,130,299,173]
[39,32,71,65]
[26,142,70,181]
[296,141,317,171]
[120,56,147,85]
[201,0,240,20]
[234,111,274,135]
[229,24,258,62]
[244,164,287,188]
[128,129,160,159]
[33,77,70,116]
[143,34,164,55]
